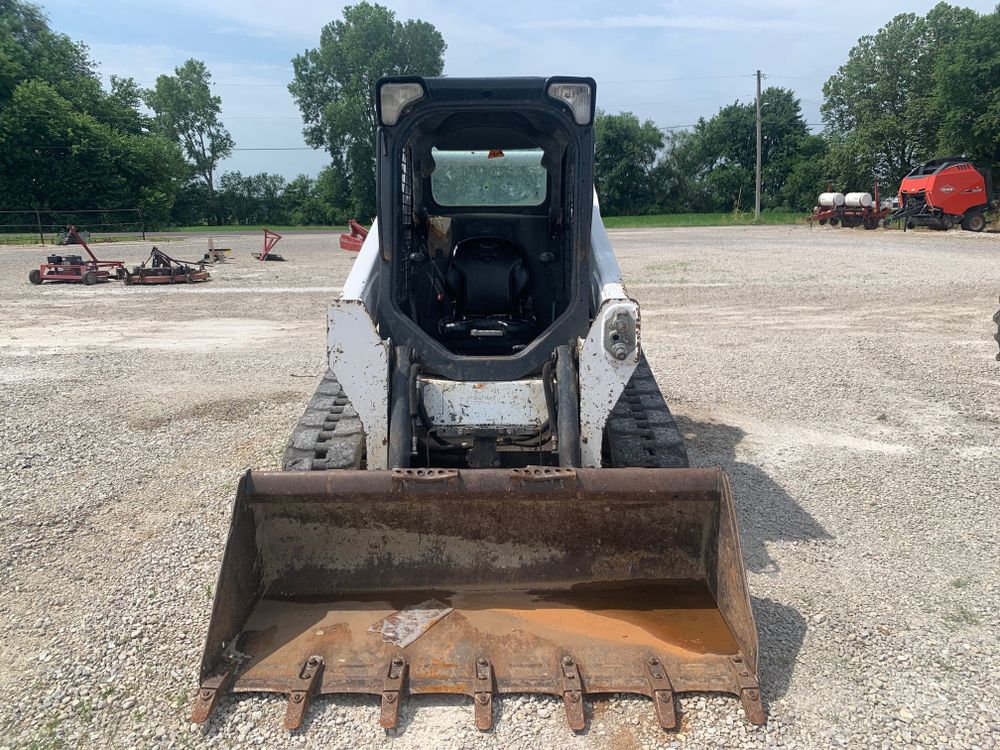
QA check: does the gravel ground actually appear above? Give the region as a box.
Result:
[1,226,998,750]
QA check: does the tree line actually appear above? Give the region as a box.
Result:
[1,0,997,228]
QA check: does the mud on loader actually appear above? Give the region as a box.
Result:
[193,77,764,733]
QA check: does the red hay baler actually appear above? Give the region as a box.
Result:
[889,157,994,232]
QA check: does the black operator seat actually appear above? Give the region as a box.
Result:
[439,236,536,351]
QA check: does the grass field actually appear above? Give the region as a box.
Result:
[162,224,349,233]
[0,213,808,245]
[601,211,803,228]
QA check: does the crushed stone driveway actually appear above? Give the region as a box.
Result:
[1,225,998,749]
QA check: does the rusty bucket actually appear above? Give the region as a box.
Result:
[193,467,763,731]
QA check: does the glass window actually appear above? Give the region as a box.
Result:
[431,148,547,207]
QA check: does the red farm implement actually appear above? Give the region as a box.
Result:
[807,183,889,230]
[252,229,285,261]
[28,225,125,285]
[889,157,995,232]
[124,247,210,285]
[339,219,369,252]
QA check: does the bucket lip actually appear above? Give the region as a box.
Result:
[244,466,729,504]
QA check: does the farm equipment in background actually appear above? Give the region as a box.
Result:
[203,236,232,264]
[28,225,124,285]
[807,183,889,230]
[888,157,995,232]
[124,247,210,285]
[339,219,369,252]
[252,228,285,261]
[54,228,91,245]
[193,76,764,736]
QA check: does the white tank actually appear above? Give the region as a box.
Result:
[818,192,845,207]
[844,192,873,208]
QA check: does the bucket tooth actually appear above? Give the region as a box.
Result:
[730,655,766,725]
[645,657,677,729]
[560,655,586,731]
[379,656,407,729]
[473,658,495,731]
[284,655,324,731]
[191,661,236,724]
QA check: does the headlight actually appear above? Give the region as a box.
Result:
[547,82,593,125]
[379,82,424,126]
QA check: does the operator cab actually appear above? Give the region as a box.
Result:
[375,77,596,377]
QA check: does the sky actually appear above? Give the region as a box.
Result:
[41,0,998,180]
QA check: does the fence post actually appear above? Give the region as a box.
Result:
[140,209,145,241]
[34,208,44,245]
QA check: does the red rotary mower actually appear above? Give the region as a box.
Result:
[28,225,125,285]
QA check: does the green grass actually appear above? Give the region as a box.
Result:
[0,234,157,246]
[163,224,348,233]
[602,211,803,228]
[944,605,980,627]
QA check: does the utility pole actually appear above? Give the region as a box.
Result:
[755,69,762,222]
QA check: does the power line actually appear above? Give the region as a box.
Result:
[765,74,827,83]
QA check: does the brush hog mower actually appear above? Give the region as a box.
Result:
[124,247,209,284]
[193,76,763,733]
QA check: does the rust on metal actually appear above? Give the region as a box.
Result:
[283,655,324,730]
[191,660,237,724]
[379,656,407,729]
[197,467,763,731]
[645,657,677,729]
[560,656,586,731]
[730,655,766,725]
[473,658,494,730]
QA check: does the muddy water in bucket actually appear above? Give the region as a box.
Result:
[193,467,764,730]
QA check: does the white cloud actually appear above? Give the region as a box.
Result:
[529,13,809,33]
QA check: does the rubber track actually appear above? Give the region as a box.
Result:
[284,358,688,471]
[282,370,365,470]
[604,355,689,469]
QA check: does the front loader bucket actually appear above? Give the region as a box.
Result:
[193,467,763,731]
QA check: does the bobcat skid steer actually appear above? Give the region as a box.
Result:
[192,76,764,733]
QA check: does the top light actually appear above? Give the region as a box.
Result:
[379,83,425,126]
[547,82,593,125]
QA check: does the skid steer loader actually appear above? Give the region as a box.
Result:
[193,76,764,733]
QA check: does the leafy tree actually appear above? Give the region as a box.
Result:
[593,111,664,215]
[0,0,185,225]
[821,4,978,188]
[933,6,1000,177]
[663,88,814,212]
[146,59,234,201]
[779,134,828,211]
[289,2,445,218]
[218,171,287,225]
